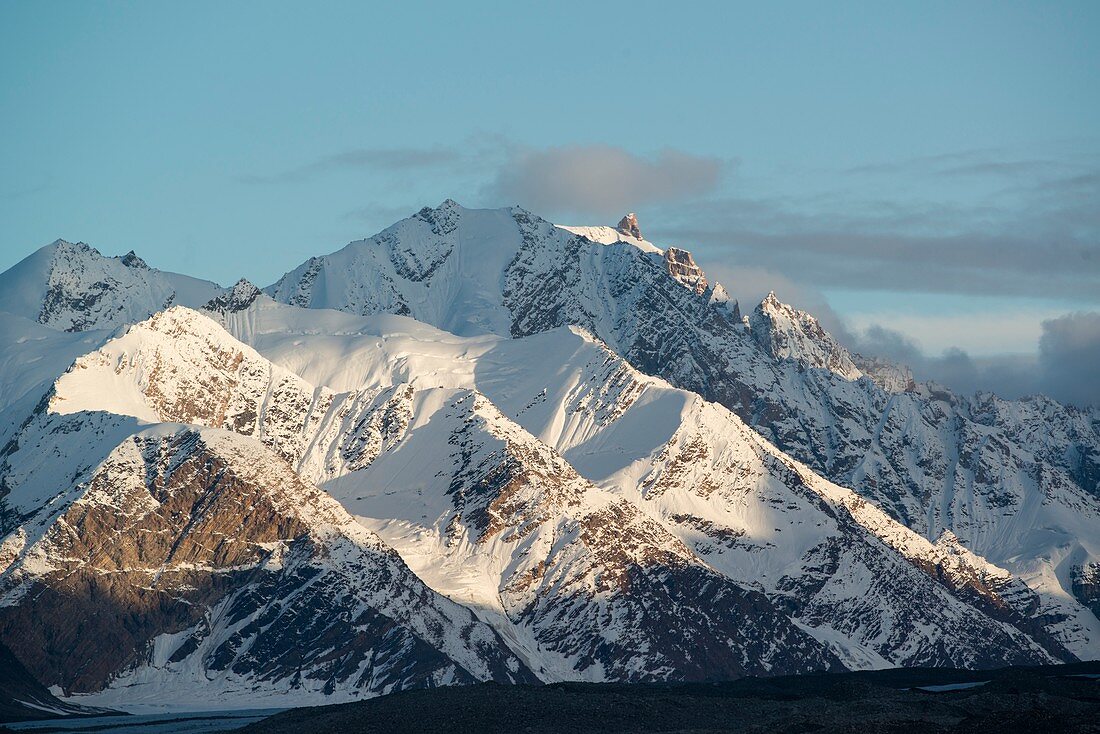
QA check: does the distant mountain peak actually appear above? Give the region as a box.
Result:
[616,212,643,240]
[0,239,224,333]
[203,278,262,314]
[750,291,862,380]
[119,250,148,269]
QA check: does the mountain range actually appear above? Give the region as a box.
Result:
[0,200,1096,711]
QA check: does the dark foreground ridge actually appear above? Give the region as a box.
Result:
[0,641,116,723]
[244,662,1100,734]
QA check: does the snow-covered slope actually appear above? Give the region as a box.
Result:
[0,312,110,450]
[0,412,532,707]
[319,387,845,681]
[263,201,1100,632]
[213,296,1097,663]
[265,201,738,341]
[10,307,846,681]
[65,304,1087,668]
[0,240,223,332]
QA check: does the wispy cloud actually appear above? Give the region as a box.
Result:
[843,148,1002,175]
[238,147,465,184]
[254,139,733,224]
[652,155,1100,303]
[843,148,1073,179]
[1,180,51,200]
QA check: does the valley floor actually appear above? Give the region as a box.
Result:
[240,663,1100,734]
[0,709,280,734]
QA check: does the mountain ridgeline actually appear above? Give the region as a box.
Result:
[0,200,1096,710]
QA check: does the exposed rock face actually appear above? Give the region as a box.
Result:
[0,424,532,701]
[120,250,148,269]
[1072,563,1100,618]
[663,247,708,295]
[616,212,643,240]
[204,278,263,314]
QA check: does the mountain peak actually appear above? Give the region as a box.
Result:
[119,250,148,269]
[204,278,262,314]
[750,292,861,380]
[52,239,97,257]
[851,352,916,393]
[0,239,225,333]
[616,213,643,240]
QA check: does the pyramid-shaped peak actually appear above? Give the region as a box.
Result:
[616,213,643,240]
[119,250,148,269]
[749,292,861,381]
[204,278,261,314]
[436,198,464,211]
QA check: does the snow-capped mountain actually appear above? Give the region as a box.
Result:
[263,201,1100,630]
[0,239,223,332]
[0,200,1097,710]
[749,292,861,380]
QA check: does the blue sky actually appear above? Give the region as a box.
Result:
[1,2,1098,394]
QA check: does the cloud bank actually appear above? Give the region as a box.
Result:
[1038,311,1100,408]
[655,167,1099,304]
[844,312,1100,408]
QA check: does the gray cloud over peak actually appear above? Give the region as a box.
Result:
[704,256,1100,407]
[843,147,1089,180]
[485,145,729,218]
[843,148,1004,176]
[651,157,1100,303]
